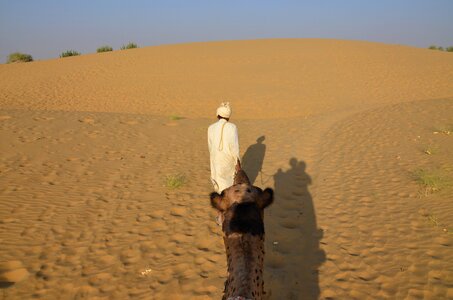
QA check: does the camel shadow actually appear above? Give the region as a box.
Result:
[0,282,14,289]
[242,135,266,185]
[266,158,325,300]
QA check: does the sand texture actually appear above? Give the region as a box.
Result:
[1,39,453,299]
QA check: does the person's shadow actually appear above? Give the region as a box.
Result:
[242,136,266,185]
[266,158,325,299]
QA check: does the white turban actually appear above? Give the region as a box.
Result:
[216,102,231,118]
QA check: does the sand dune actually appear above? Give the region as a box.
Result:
[1,39,453,299]
[1,39,453,118]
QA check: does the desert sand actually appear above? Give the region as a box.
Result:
[0,39,452,299]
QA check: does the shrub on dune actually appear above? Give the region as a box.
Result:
[170,115,184,121]
[428,45,445,51]
[446,46,453,52]
[7,52,33,63]
[413,168,451,195]
[97,45,113,53]
[165,174,186,189]
[60,50,81,58]
[120,42,138,50]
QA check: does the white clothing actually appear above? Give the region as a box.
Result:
[208,119,240,192]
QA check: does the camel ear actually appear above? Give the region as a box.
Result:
[258,188,274,209]
[235,159,242,172]
[234,170,251,185]
[210,192,227,212]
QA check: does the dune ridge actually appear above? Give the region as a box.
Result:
[1,39,453,119]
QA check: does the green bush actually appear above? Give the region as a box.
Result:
[60,50,81,58]
[7,52,33,63]
[169,115,184,121]
[165,174,186,189]
[413,168,451,195]
[428,45,453,52]
[97,45,113,53]
[120,42,138,50]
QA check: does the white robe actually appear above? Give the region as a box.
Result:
[208,119,240,192]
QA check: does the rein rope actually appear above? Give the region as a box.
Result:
[218,121,227,151]
[259,169,274,185]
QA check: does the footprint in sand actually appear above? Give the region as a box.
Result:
[66,157,80,162]
[86,131,99,138]
[88,272,113,286]
[170,233,191,245]
[0,261,29,284]
[195,238,215,252]
[78,117,95,124]
[170,207,187,217]
[280,219,300,229]
[149,220,168,232]
[33,116,54,121]
[0,115,12,121]
[156,269,174,284]
[172,246,186,256]
[136,214,151,222]
[140,241,157,253]
[74,286,98,298]
[120,120,139,125]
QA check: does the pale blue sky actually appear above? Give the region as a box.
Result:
[1,0,452,62]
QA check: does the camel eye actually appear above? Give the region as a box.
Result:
[235,189,240,193]
[246,188,251,193]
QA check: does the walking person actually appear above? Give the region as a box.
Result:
[208,102,240,193]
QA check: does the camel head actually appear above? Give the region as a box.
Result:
[210,161,273,299]
[210,161,274,235]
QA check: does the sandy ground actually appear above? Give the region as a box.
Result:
[0,39,452,299]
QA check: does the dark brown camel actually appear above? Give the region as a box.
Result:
[210,160,274,300]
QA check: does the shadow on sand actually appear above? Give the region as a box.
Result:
[242,137,324,299]
[0,282,14,289]
[268,158,325,300]
[242,135,266,185]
